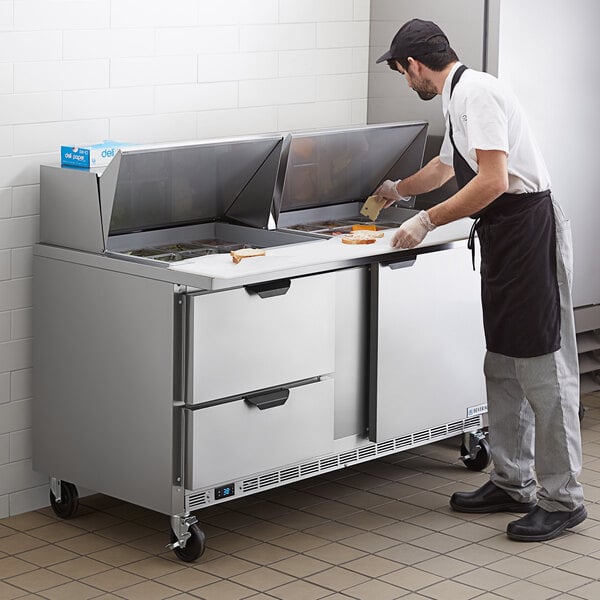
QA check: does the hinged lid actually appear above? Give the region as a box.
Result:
[274,122,428,223]
[40,135,285,253]
[103,135,285,238]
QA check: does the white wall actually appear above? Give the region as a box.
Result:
[498,0,600,307]
[0,0,371,517]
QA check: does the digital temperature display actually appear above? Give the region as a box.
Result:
[214,484,235,500]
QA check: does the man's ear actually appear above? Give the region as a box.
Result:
[406,56,418,73]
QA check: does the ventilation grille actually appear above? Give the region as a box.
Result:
[187,491,210,511]
[186,415,482,511]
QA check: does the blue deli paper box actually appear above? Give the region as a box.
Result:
[61,140,133,169]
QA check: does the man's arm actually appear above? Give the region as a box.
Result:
[428,149,509,226]
[390,149,509,248]
[378,156,454,208]
[397,156,455,197]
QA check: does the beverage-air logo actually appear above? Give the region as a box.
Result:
[467,404,487,417]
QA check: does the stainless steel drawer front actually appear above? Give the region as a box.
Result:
[188,273,335,404]
[186,379,335,489]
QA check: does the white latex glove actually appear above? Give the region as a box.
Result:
[374,179,412,208]
[390,210,437,249]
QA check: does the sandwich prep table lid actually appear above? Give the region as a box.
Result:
[274,121,428,235]
[40,122,455,286]
[40,134,298,261]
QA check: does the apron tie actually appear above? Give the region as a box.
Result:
[467,217,480,271]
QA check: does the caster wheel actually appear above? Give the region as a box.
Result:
[49,481,79,519]
[171,523,206,562]
[461,437,492,471]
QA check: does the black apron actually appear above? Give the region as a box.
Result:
[448,65,560,358]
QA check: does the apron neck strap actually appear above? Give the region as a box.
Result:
[450,64,468,97]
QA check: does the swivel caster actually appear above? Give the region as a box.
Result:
[49,479,79,519]
[460,431,492,471]
[168,515,206,562]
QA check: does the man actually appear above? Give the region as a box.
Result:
[373,19,585,541]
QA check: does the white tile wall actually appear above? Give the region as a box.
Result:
[11,185,38,217]
[0,0,371,516]
[62,87,154,120]
[0,31,62,61]
[9,485,47,515]
[155,27,239,55]
[0,399,31,436]
[11,308,31,340]
[0,250,11,281]
[13,0,110,30]
[0,434,9,465]
[0,372,10,404]
[0,187,11,218]
[240,23,315,52]
[197,52,278,83]
[0,125,13,155]
[11,246,33,278]
[63,29,155,59]
[110,113,197,144]
[0,459,47,495]
[9,429,31,462]
[0,92,62,126]
[0,311,10,342]
[0,153,56,187]
[0,1,14,30]
[14,119,109,155]
[196,106,278,138]
[14,59,110,93]
[0,495,8,519]
[11,368,32,403]
[110,56,198,88]
[0,63,13,94]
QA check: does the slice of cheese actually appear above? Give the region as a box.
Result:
[360,195,386,221]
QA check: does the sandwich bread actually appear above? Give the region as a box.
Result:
[230,248,266,263]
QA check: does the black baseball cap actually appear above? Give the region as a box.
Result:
[376,19,449,63]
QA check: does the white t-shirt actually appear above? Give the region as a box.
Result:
[439,62,551,194]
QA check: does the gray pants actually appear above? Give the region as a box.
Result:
[485,199,584,512]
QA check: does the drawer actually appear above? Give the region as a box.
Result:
[187,273,335,404]
[185,378,334,489]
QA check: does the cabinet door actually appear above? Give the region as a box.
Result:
[188,273,335,404]
[370,244,486,442]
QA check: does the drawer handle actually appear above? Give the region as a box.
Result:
[245,388,290,410]
[245,278,291,298]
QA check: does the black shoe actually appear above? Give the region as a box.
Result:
[506,505,587,541]
[450,480,537,514]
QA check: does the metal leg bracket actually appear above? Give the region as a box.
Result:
[50,477,62,503]
[462,430,486,461]
[167,514,198,550]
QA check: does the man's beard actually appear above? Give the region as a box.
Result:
[416,89,437,101]
[411,76,437,101]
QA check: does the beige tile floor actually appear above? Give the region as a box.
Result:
[1,392,600,600]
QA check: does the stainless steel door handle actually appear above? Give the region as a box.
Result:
[245,388,290,410]
[381,254,417,269]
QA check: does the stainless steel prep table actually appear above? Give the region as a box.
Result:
[33,124,488,562]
